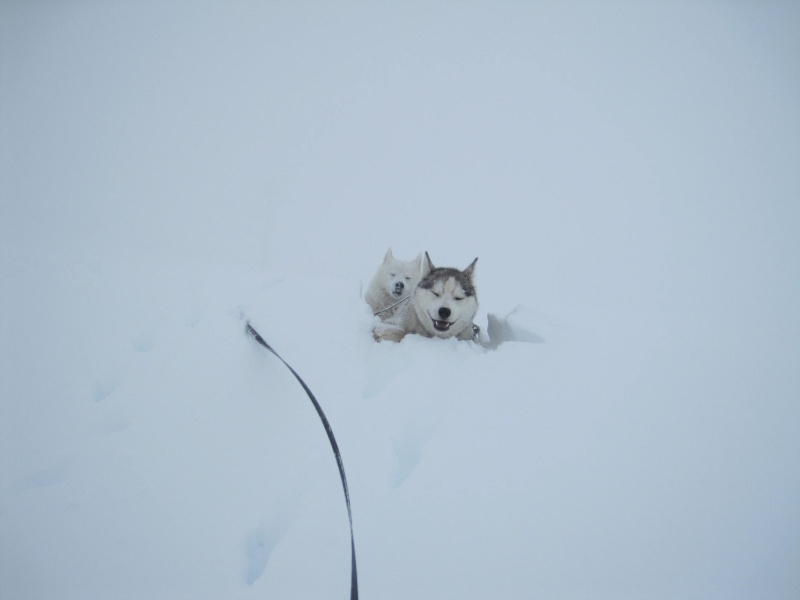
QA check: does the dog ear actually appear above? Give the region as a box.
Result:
[423,252,435,275]
[463,257,478,278]
[384,247,394,262]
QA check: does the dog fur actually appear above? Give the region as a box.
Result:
[374,252,479,342]
[365,248,424,319]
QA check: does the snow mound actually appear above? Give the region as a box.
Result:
[485,304,572,348]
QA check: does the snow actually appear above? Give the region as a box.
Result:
[2,2,800,599]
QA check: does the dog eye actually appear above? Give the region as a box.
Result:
[389,273,396,277]
[432,291,441,298]
[405,276,411,281]
[455,297,465,301]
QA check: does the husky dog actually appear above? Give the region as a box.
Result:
[365,248,424,318]
[374,252,479,342]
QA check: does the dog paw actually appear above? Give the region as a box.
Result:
[373,325,406,343]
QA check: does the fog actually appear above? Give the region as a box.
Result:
[2,2,799,598]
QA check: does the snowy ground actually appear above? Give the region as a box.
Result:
[2,2,800,599]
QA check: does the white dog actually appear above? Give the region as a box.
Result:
[365,248,424,318]
[374,252,479,342]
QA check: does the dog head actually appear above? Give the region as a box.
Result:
[412,253,478,339]
[379,247,423,298]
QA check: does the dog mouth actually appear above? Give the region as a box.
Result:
[431,319,452,332]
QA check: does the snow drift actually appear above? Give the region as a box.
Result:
[2,2,799,599]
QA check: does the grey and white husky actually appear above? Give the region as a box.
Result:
[374,252,479,342]
[365,248,424,318]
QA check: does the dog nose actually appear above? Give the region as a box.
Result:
[438,307,451,319]
[395,282,404,290]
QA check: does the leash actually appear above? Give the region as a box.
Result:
[373,295,410,316]
[245,322,358,600]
